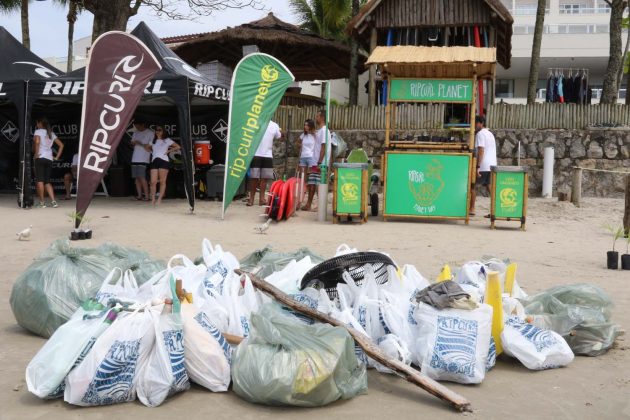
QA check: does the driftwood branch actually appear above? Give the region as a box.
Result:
[236,269,473,413]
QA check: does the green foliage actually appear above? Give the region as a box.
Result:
[289,0,366,41]
[0,0,21,13]
[604,223,625,252]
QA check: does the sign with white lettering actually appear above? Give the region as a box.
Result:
[389,79,473,103]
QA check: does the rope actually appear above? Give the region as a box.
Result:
[573,167,630,175]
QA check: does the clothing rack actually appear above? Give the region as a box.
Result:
[545,68,590,105]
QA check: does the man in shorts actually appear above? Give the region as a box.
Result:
[130,119,154,201]
[469,115,497,216]
[248,120,281,206]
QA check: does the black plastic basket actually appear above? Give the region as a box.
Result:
[300,251,395,299]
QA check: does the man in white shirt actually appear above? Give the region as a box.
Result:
[470,115,497,216]
[130,119,154,201]
[303,109,331,211]
[248,120,281,206]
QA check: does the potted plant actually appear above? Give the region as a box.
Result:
[82,217,92,240]
[68,212,83,241]
[622,233,630,270]
[604,224,623,270]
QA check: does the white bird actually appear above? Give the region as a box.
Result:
[254,219,272,234]
[16,225,33,241]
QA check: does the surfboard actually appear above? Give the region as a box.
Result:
[285,177,297,219]
[266,180,283,216]
[276,179,291,221]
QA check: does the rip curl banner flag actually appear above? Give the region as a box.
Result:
[222,53,294,218]
[75,32,161,227]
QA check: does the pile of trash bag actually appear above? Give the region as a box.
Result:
[239,245,324,279]
[23,239,617,409]
[522,284,621,356]
[10,239,164,338]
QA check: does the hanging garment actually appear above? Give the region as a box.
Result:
[557,75,565,103]
[546,76,554,102]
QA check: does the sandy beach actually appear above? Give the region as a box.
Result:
[0,194,628,420]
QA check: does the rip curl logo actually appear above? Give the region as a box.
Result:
[81,339,140,405]
[486,337,497,372]
[163,56,201,77]
[408,159,444,214]
[194,312,232,363]
[261,65,279,82]
[431,316,478,378]
[286,293,318,324]
[13,61,59,78]
[162,329,189,390]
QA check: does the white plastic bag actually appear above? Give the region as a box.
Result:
[26,307,117,399]
[181,304,231,392]
[374,334,412,374]
[94,268,139,305]
[454,262,487,300]
[264,256,316,295]
[414,303,493,384]
[64,306,155,406]
[202,239,239,283]
[220,274,260,338]
[501,317,574,370]
[136,307,190,407]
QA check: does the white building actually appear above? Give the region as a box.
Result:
[497,0,626,103]
[43,35,90,72]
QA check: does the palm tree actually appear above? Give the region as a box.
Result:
[0,0,30,48]
[289,0,352,40]
[55,0,83,72]
[526,0,546,104]
[348,0,360,105]
[601,0,627,104]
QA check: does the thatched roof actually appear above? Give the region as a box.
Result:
[367,46,497,78]
[174,13,366,82]
[346,0,513,69]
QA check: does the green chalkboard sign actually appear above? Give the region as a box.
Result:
[389,79,474,103]
[336,167,363,214]
[384,152,471,218]
[494,172,525,219]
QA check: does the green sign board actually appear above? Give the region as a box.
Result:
[384,152,471,218]
[336,167,363,214]
[494,172,525,219]
[389,79,473,103]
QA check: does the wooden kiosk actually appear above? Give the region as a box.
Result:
[366,46,497,223]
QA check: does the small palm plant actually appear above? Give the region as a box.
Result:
[604,223,624,269]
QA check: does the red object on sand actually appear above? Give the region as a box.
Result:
[276,180,290,221]
[285,177,297,219]
[266,180,283,216]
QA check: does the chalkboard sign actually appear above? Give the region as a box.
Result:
[384,152,471,219]
[389,79,474,103]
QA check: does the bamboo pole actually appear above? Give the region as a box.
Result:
[236,269,474,413]
[571,167,582,207]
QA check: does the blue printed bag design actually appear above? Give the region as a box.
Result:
[430,316,478,378]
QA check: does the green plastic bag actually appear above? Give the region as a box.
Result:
[10,239,164,338]
[239,246,324,279]
[232,304,367,407]
[522,283,620,356]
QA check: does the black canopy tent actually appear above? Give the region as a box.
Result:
[0,27,62,199]
[22,22,230,209]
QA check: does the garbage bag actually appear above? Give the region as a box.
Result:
[232,304,367,407]
[26,303,118,399]
[413,302,493,384]
[181,303,231,392]
[239,245,324,279]
[64,305,155,406]
[501,317,574,370]
[137,306,190,407]
[10,239,164,338]
[522,283,620,356]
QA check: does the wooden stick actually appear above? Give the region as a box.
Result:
[236,269,473,413]
[571,167,582,208]
[624,175,630,237]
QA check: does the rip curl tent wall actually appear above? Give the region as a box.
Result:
[0,27,61,199]
[22,21,230,209]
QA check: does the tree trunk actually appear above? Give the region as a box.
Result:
[84,0,137,42]
[616,18,630,89]
[526,0,546,104]
[348,0,360,106]
[626,71,630,104]
[66,1,78,72]
[601,0,627,104]
[20,0,29,49]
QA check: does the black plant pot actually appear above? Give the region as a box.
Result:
[70,230,80,241]
[607,251,619,270]
[622,254,630,270]
[84,229,92,240]
[78,230,86,240]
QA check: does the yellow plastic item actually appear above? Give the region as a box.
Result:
[436,264,452,283]
[504,263,517,296]
[486,271,504,355]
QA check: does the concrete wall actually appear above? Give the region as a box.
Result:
[273,128,630,197]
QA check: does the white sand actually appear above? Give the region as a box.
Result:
[1,194,628,419]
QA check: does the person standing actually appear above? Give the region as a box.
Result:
[63,152,79,200]
[148,126,180,206]
[130,119,154,201]
[303,110,331,211]
[469,115,497,217]
[248,120,281,206]
[33,118,64,208]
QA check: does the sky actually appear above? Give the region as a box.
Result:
[0,0,295,59]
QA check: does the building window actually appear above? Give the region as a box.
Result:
[559,3,581,14]
[496,80,514,99]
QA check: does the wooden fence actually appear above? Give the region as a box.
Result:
[273,103,630,131]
